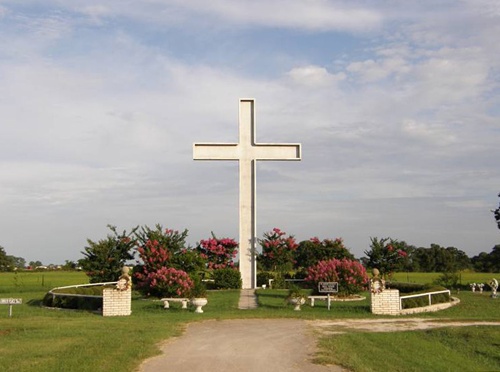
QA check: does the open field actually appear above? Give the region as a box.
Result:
[391,271,500,285]
[1,271,499,371]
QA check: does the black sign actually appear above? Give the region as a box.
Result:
[318,282,338,293]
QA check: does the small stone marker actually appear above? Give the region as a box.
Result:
[0,298,22,317]
[318,282,338,310]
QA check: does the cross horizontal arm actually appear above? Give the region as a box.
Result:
[252,143,301,160]
[193,143,239,160]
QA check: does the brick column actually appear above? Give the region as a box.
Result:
[371,289,400,315]
[103,288,132,317]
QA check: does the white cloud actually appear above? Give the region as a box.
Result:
[176,0,383,32]
[401,119,457,146]
[346,57,410,82]
[287,65,345,87]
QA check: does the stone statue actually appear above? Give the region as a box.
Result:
[370,268,385,294]
[116,266,131,291]
[490,278,498,298]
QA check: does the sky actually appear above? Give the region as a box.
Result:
[0,0,499,265]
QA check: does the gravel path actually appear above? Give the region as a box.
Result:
[138,319,340,372]
[138,318,500,372]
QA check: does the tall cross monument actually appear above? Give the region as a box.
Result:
[193,99,301,289]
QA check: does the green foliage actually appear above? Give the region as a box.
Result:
[212,268,242,289]
[433,271,460,288]
[170,249,206,274]
[364,237,410,278]
[257,271,275,287]
[472,245,500,272]
[295,237,354,270]
[79,225,136,283]
[189,276,207,298]
[386,281,430,293]
[0,245,12,271]
[412,244,471,272]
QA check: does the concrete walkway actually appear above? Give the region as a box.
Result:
[238,289,258,309]
[138,319,338,372]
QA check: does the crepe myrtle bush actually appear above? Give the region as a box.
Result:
[134,226,200,297]
[305,258,369,296]
[259,228,298,273]
[197,233,238,270]
[136,266,194,298]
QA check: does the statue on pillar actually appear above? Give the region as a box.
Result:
[370,268,385,294]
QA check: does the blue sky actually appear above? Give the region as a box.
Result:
[0,1,499,264]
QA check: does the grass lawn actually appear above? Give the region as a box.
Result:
[1,271,499,371]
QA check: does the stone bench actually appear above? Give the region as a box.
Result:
[161,298,189,309]
[308,295,331,307]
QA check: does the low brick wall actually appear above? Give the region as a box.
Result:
[103,288,131,317]
[371,289,400,315]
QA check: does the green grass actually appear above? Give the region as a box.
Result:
[1,271,500,371]
[315,326,500,371]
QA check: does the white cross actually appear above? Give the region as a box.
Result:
[193,98,301,289]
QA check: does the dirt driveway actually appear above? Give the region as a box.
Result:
[138,318,500,372]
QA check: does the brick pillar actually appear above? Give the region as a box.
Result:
[103,288,132,317]
[371,289,400,315]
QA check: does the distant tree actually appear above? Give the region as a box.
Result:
[29,260,43,268]
[0,246,14,271]
[411,244,471,272]
[8,256,26,269]
[79,225,137,283]
[493,193,500,230]
[62,260,77,270]
[471,245,500,272]
[295,237,354,270]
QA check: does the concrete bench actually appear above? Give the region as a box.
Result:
[307,295,331,307]
[161,298,189,309]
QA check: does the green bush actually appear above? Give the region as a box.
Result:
[42,286,111,311]
[257,271,275,287]
[433,272,460,288]
[386,282,430,293]
[212,268,242,289]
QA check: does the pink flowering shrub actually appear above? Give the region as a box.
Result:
[198,234,238,270]
[259,228,298,272]
[134,226,195,297]
[137,267,194,298]
[305,258,369,296]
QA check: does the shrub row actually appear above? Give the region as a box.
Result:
[42,286,112,310]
